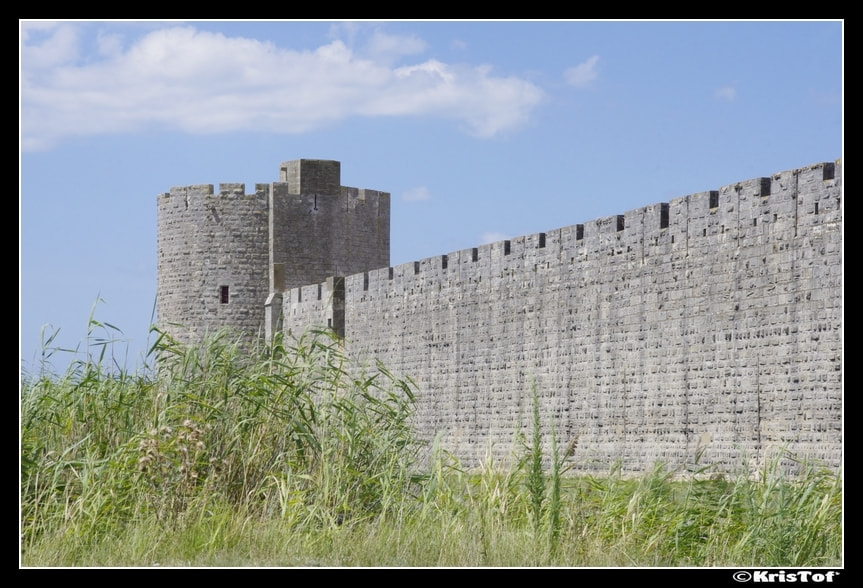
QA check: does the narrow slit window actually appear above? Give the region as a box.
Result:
[220,285,229,304]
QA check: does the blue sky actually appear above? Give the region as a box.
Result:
[19,20,843,374]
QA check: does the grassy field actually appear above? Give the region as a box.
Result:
[20,316,843,568]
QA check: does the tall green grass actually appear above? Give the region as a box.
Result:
[20,316,842,567]
[22,319,419,557]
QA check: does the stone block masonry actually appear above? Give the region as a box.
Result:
[157,158,842,477]
[281,160,842,476]
[157,183,270,344]
[157,159,389,346]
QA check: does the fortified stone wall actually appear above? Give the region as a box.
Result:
[269,160,390,294]
[157,160,389,346]
[283,161,843,475]
[157,183,270,344]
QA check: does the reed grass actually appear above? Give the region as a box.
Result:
[20,314,842,567]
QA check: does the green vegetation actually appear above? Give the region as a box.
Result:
[20,315,843,567]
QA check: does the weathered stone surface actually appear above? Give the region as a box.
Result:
[159,159,843,476]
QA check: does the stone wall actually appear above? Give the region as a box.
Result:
[157,183,270,344]
[282,160,843,475]
[157,160,389,346]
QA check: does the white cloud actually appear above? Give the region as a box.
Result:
[365,30,427,62]
[402,186,432,202]
[327,23,426,62]
[96,30,125,57]
[480,231,509,244]
[564,55,599,88]
[379,60,544,138]
[20,22,79,68]
[20,24,545,151]
[714,84,737,101]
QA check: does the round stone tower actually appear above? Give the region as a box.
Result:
[156,182,270,345]
[156,159,390,346]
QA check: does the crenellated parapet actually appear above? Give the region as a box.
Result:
[281,160,842,476]
[157,182,270,344]
[156,159,389,346]
[156,157,840,476]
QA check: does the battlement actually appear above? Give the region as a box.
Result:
[158,158,842,476]
[286,160,839,303]
[279,159,841,476]
[157,159,389,347]
[158,183,269,209]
